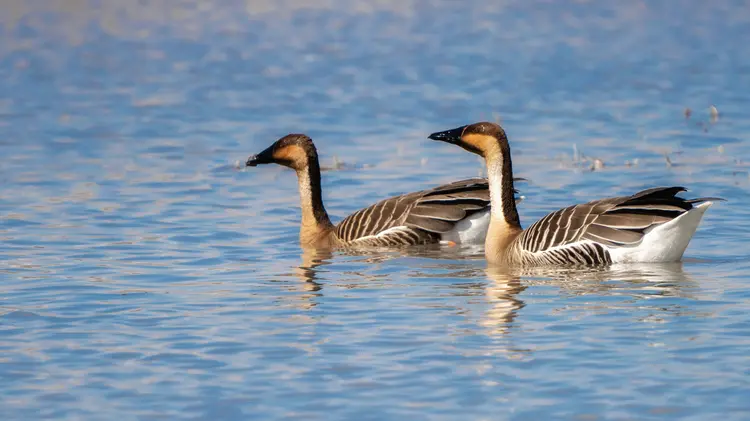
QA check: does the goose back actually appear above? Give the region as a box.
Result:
[334,178,494,246]
[511,186,715,265]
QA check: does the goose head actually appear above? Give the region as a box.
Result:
[428,122,510,157]
[246,134,318,171]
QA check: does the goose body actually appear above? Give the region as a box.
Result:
[506,187,714,265]
[331,177,493,247]
[246,134,517,248]
[428,122,719,266]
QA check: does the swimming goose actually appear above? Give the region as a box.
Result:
[246,133,521,248]
[428,122,720,266]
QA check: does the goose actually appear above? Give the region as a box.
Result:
[428,122,720,266]
[246,133,523,248]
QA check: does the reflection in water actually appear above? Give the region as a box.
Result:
[295,247,333,286]
[286,244,487,314]
[292,244,701,329]
[517,263,698,299]
[288,245,483,311]
[336,243,485,265]
[481,267,527,336]
[282,248,333,310]
[480,263,699,338]
[286,242,704,359]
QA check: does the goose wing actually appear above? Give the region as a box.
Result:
[336,178,521,246]
[517,187,710,262]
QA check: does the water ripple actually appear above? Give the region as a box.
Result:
[0,1,749,420]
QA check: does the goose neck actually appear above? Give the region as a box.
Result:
[486,150,521,228]
[296,159,334,244]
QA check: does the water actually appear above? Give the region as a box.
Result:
[1,1,749,419]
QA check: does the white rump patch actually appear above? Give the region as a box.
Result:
[440,210,491,245]
[608,202,713,263]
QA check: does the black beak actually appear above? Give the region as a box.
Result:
[246,144,275,167]
[428,126,466,144]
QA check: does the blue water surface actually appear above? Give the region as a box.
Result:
[1,1,749,420]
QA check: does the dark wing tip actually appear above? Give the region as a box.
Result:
[630,186,687,200]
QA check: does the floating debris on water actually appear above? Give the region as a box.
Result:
[710,105,719,123]
[332,155,344,170]
[213,161,245,173]
[624,158,641,168]
[321,156,349,171]
[590,159,604,171]
[664,154,673,167]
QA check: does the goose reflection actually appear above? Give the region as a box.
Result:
[289,243,488,313]
[287,248,333,310]
[291,246,414,299]
[515,262,698,299]
[293,242,700,328]
[295,247,333,285]
[478,262,700,356]
[481,267,527,336]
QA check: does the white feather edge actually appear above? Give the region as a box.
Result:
[347,209,492,246]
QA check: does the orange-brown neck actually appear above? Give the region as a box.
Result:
[484,147,522,264]
[296,160,334,246]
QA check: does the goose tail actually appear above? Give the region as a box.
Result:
[610,201,713,263]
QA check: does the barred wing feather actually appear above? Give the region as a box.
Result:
[335,178,510,245]
[518,186,708,255]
